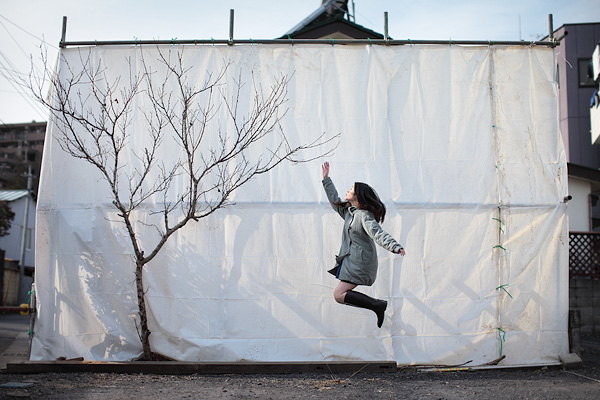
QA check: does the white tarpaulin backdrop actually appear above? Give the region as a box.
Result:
[33,44,569,366]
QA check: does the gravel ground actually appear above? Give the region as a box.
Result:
[1,336,599,399]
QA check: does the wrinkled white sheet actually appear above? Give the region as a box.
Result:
[33,44,568,366]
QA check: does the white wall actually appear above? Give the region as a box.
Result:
[568,177,591,232]
[32,44,569,366]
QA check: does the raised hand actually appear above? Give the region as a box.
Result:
[322,162,330,179]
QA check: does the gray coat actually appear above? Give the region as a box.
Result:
[322,177,403,286]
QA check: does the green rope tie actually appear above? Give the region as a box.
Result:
[288,35,293,46]
[494,207,505,233]
[493,245,506,251]
[496,284,513,299]
[330,37,335,46]
[171,37,177,46]
[492,218,505,233]
[498,328,506,357]
[211,37,215,47]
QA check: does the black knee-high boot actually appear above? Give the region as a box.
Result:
[344,290,388,328]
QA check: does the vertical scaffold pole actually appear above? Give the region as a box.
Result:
[384,11,389,41]
[229,9,234,45]
[60,16,67,48]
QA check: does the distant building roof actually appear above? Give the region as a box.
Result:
[282,0,348,36]
[280,0,386,40]
[0,190,30,202]
[0,121,47,130]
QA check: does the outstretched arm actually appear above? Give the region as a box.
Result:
[321,162,346,219]
[361,212,406,256]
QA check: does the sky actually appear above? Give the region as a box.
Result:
[1,0,600,124]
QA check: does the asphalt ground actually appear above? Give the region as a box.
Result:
[1,313,599,399]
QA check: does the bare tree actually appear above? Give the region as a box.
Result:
[28,46,337,360]
[0,201,15,237]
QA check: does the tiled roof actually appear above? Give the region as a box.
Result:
[280,0,385,40]
[282,0,348,37]
[0,190,30,202]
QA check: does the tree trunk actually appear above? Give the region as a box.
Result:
[135,260,153,360]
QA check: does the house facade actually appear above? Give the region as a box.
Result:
[550,23,600,336]
[0,190,36,305]
[0,121,45,194]
[551,23,600,232]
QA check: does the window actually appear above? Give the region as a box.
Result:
[579,58,596,87]
[20,227,32,250]
[26,228,32,250]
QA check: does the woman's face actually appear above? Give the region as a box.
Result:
[345,184,358,204]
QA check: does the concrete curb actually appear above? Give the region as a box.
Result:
[559,353,584,369]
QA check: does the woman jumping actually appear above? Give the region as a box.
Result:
[321,162,405,328]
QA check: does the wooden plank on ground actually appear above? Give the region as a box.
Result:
[5,360,398,375]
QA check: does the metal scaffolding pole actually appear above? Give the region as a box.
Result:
[59,37,558,48]
[17,165,32,304]
[57,13,563,49]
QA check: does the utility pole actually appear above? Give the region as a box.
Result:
[17,164,32,304]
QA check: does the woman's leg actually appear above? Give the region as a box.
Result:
[334,281,357,304]
[334,281,388,328]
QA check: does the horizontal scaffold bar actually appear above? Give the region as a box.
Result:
[59,38,558,48]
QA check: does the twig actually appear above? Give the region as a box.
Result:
[344,363,370,381]
[319,351,337,381]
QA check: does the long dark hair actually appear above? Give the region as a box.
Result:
[337,182,387,223]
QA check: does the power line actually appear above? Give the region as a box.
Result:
[0,48,31,84]
[0,20,32,61]
[0,19,51,79]
[0,14,59,50]
[0,64,30,78]
[0,16,52,121]
[0,57,48,119]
